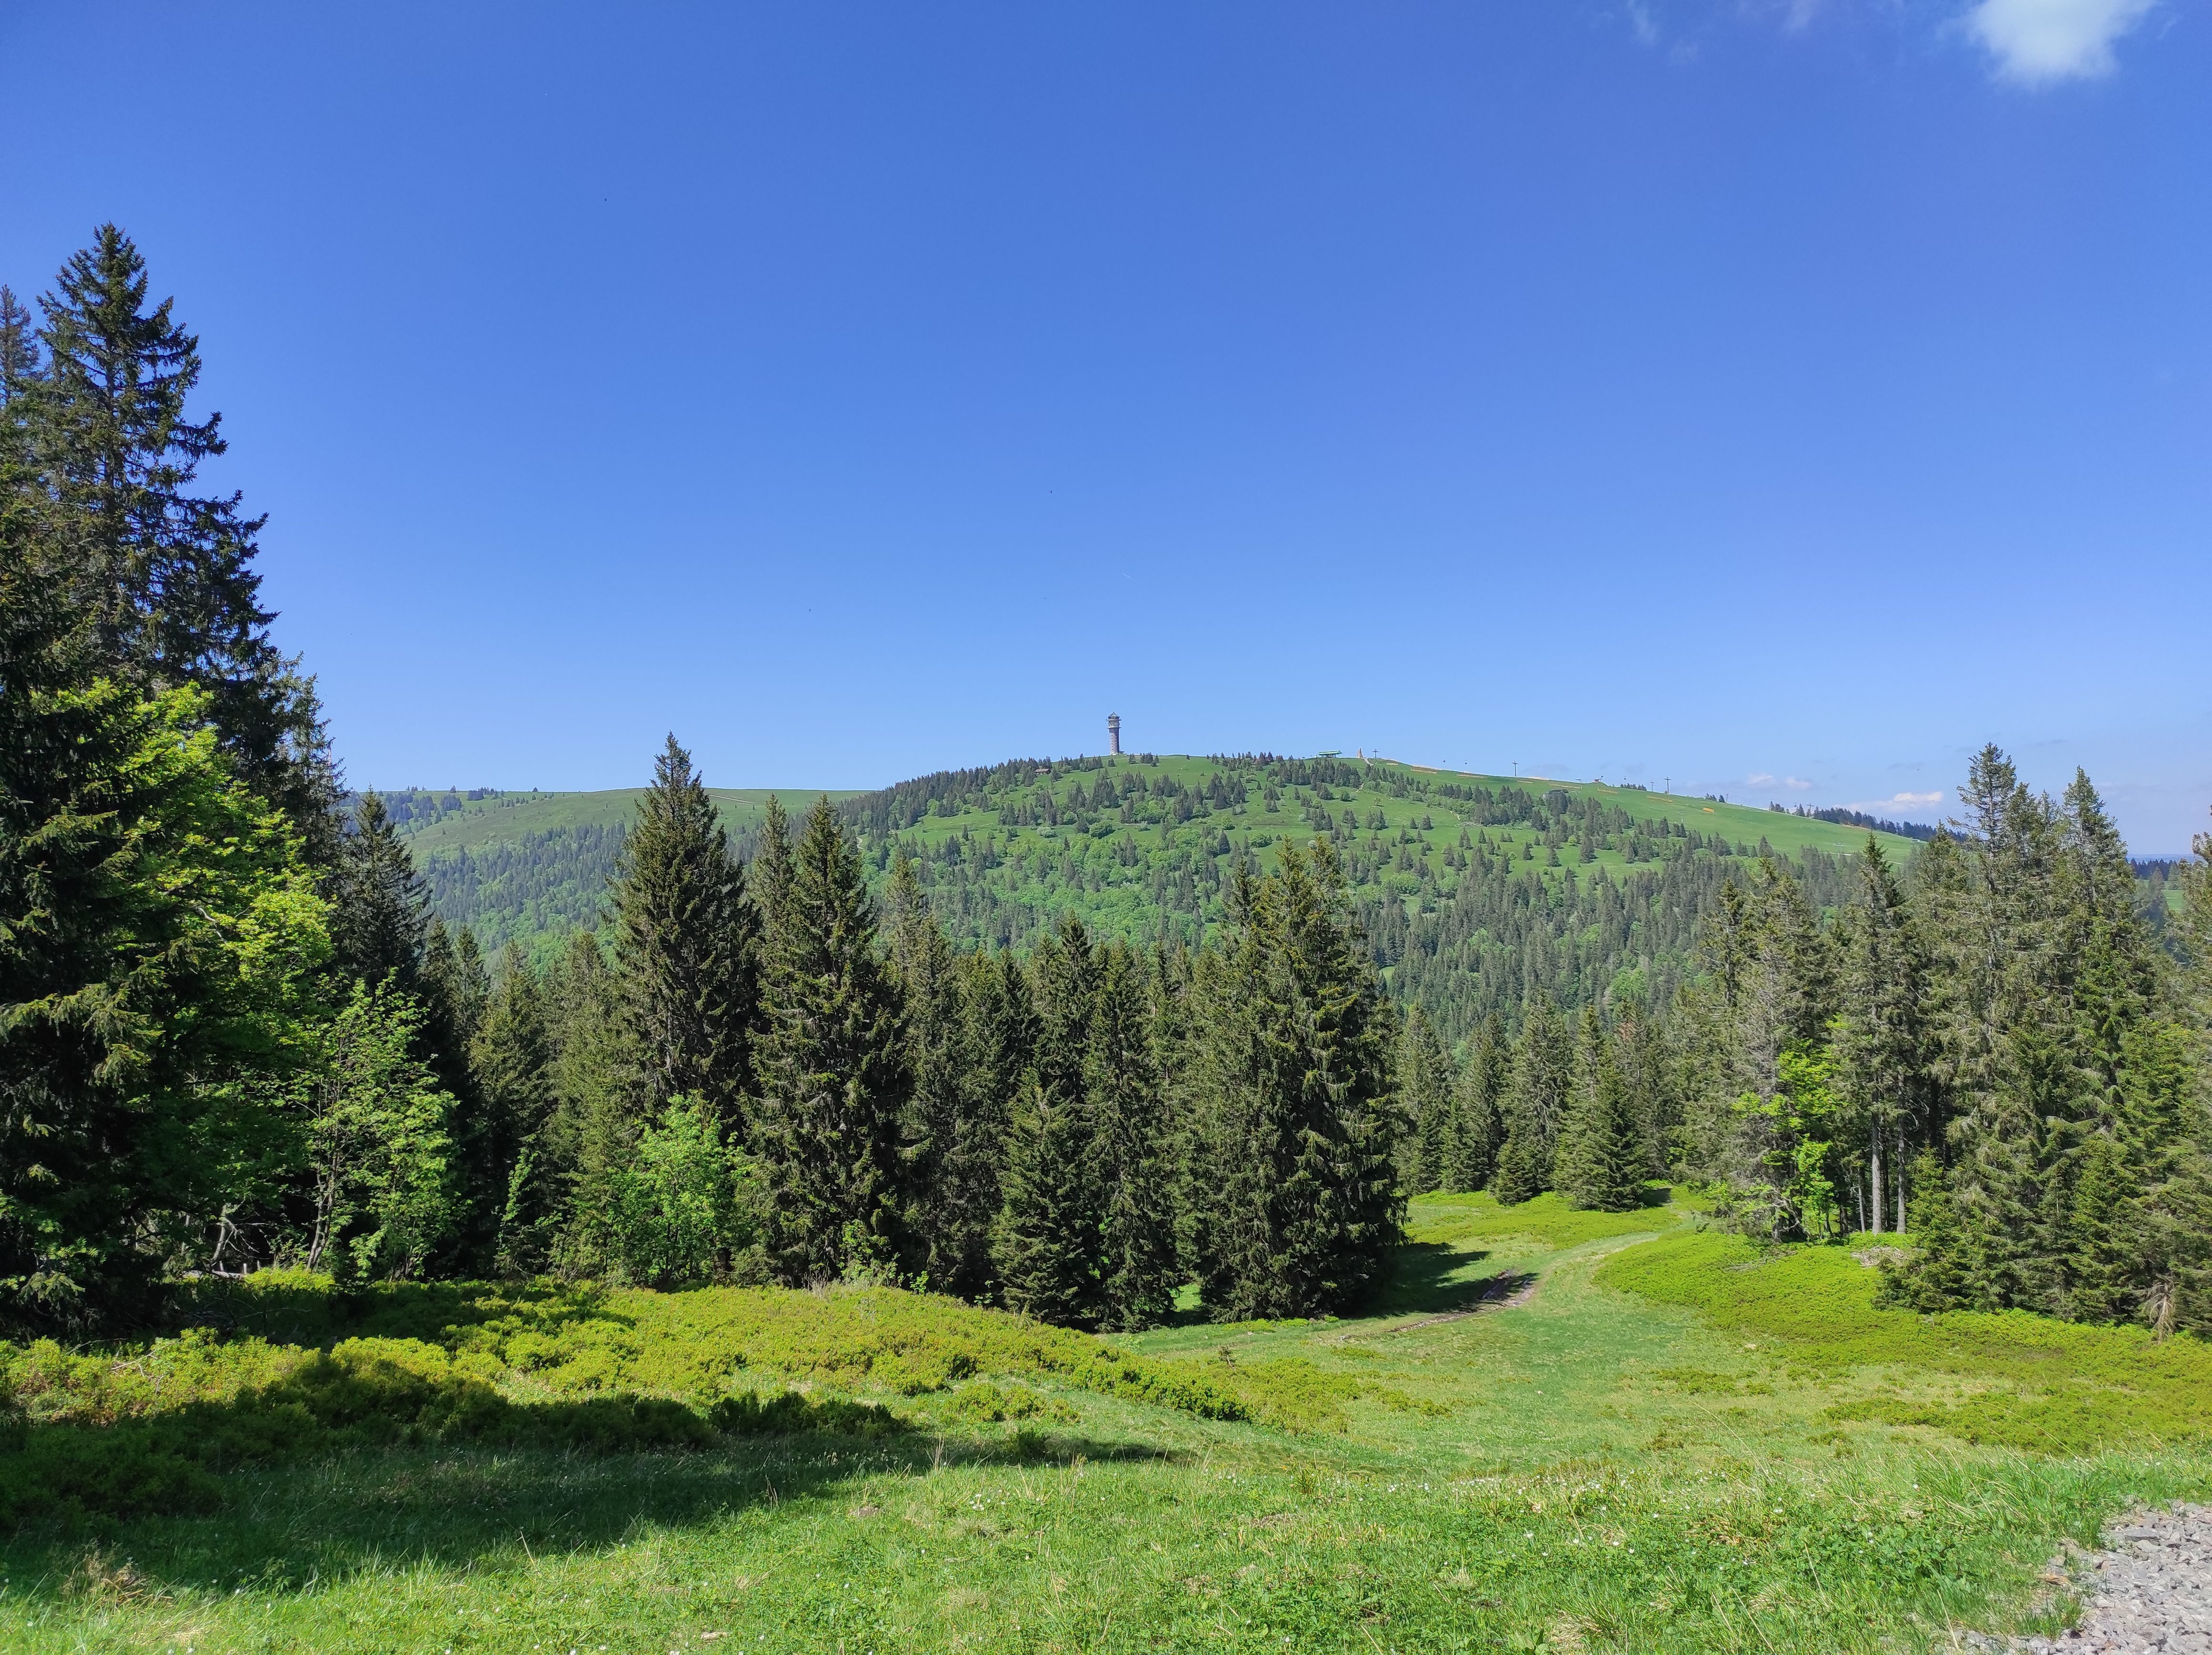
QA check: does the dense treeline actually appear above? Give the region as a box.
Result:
[1675,756,2212,1333]
[391,748,1403,1328]
[1386,748,2212,1335]
[409,757,1908,1045]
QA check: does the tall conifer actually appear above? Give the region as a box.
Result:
[993,918,1104,1326]
[1191,843,1399,1319]
[1832,838,1932,1234]
[753,798,910,1284]
[24,226,334,849]
[331,792,430,991]
[470,944,555,1276]
[1554,1007,1646,1212]
[1095,942,1178,1329]
[1399,1008,1453,1195]
[888,854,966,1289]
[609,737,759,1128]
[1445,1015,1506,1193]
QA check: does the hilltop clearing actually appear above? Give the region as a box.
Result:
[8,1197,2207,1654]
[393,756,1922,1034]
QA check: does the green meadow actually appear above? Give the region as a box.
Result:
[9,1197,2205,1655]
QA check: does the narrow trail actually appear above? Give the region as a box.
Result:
[1354,1223,1680,1340]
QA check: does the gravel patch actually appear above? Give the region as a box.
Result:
[1963,1503,2212,1654]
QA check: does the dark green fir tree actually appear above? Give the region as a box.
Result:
[993,918,1104,1327]
[1400,1007,1453,1195]
[471,944,557,1277]
[330,791,429,991]
[753,797,910,1285]
[1554,1007,1647,1212]
[887,853,967,1291]
[609,736,759,1129]
[23,226,336,855]
[1445,1014,1506,1193]
[1095,942,1178,1330]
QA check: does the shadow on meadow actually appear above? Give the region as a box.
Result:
[2,1419,1185,1600]
[1371,1241,1497,1316]
[166,1273,632,1351]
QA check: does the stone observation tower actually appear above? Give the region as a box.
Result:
[1107,713,1122,756]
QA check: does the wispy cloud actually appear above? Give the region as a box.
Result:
[1846,791,1946,816]
[1747,772,1775,787]
[1782,776,1813,791]
[1966,0,2158,83]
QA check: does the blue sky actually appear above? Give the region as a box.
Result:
[3,1,2206,848]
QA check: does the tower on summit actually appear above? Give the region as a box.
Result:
[1107,713,1122,756]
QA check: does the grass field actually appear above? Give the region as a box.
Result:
[395,790,862,859]
[8,1197,2205,1654]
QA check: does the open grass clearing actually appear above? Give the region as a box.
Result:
[5,1194,2206,1653]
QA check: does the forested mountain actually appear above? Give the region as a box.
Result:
[394,763,1925,1040]
[386,787,850,960]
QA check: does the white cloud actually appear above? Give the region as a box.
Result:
[1845,791,1946,815]
[1747,772,1776,787]
[1967,0,2157,84]
[1782,776,1814,791]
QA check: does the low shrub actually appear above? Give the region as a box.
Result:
[171,1275,1250,1420]
[0,1337,906,1531]
[943,1380,1074,1424]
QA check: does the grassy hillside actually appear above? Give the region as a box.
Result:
[9,1203,2206,1653]
[389,787,860,961]
[390,755,1922,1032]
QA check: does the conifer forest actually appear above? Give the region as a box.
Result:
[6,229,2212,1655]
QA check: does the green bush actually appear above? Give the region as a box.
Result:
[173,1274,1249,1419]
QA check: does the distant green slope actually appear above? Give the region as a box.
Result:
[389,787,860,962]
[390,758,1920,1034]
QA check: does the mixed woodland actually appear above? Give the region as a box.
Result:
[4,229,2210,1357]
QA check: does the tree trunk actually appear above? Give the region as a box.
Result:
[1870,1119,1885,1234]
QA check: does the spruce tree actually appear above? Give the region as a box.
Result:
[0,286,38,408]
[609,736,759,1129]
[544,930,635,1272]
[330,792,430,990]
[937,946,1032,1300]
[1445,1014,1505,1193]
[1399,1008,1453,1195]
[2064,1131,2142,1324]
[993,918,1104,1326]
[1832,838,1931,1234]
[471,945,556,1277]
[887,854,966,1290]
[0,677,324,1328]
[1877,1151,1971,1312]
[1554,1007,1647,1212]
[23,227,335,852]
[1095,942,1178,1329]
[1493,996,1571,1201]
[753,797,910,1284]
[1191,842,1399,1320]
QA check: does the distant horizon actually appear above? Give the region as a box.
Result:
[352,745,2205,858]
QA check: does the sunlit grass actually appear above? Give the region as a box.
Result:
[6,1195,2206,1653]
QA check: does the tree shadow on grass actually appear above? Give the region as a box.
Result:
[0,1424,1186,1600]
[1371,1242,1497,1317]
[167,1275,635,1350]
